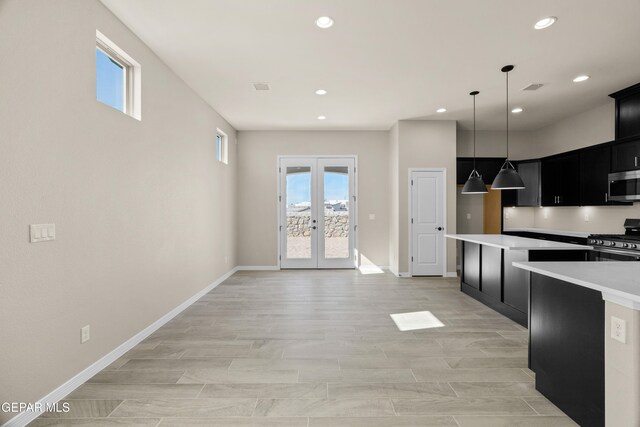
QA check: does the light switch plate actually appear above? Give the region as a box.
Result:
[30,224,55,243]
[369,214,375,220]
[466,213,471,220]
[611,316,626,344]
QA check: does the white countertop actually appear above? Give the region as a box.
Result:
[445,234,592,251]
[513,261,640,310]
[503,227,593,239]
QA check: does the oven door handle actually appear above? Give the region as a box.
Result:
[592,247,640,258]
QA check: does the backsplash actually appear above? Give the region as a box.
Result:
[503,204,640,234]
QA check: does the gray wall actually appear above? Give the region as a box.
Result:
[236,131,390,267]
[0,0,237,421]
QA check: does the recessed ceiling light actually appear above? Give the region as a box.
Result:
[573,75,590,83]
[315,89,327,95]
[512,107,524,113]
[317,115,326,120]
[436,108,447,113]
[534,16,557,30]
[316,16,334,29]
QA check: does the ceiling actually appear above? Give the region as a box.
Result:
[100,0,640,131]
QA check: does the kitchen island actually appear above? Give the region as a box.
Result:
[513,261,640,427]
[446,234,591,326]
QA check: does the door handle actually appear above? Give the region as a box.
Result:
[435,227,443,231]
[312,219,317,223]
[311,226,317,230]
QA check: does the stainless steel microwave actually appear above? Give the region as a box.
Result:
[609,170,640,201]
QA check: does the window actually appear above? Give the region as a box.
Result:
[96,30,141,120]
[216,129,228,164]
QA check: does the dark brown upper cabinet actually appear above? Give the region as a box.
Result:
[541,152,580,206]
[611,137,640,172]
[610,82,640,140]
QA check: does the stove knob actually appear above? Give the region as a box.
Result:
[632,244,638,249]
[598,240,604,245]
[622,243,629,248]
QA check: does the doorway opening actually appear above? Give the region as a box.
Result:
[278,156,357,269]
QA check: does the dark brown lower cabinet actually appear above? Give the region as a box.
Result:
[529,274,604,427]
[462,242,480,290]
[459,243,589,328]
[481,246,501,301]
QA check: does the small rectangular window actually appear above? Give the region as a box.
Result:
[216,129,228,164]
[96,30,141,120]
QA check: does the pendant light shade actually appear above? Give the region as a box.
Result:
[492,65,525,190]
[493,160,525,189]
[462,90,488,194]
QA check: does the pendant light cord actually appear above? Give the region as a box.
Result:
[505,70,509,161]
[473,93,476,170]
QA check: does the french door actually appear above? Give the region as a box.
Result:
[279,157,356,269]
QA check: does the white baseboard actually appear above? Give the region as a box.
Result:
[445,271,459,278]
[236,265,279,271]
[2,267,239,427]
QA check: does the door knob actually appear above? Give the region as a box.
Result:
[436,227,443,231]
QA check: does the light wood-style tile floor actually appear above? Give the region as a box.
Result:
[31,270,577,426]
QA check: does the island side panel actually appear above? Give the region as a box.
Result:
[462,241,480,290]
[530,273,604,427]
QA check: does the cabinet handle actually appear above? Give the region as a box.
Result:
[605,193,608,203]
[635,156,638,168]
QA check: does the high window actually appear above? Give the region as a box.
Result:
[96,30,141,120]
[216,129,228,164]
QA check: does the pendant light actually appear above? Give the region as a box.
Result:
[492,65,525,190]
[462,91,488,194]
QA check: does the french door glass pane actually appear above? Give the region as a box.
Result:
[324,166,349,259]
[286,166,312,259]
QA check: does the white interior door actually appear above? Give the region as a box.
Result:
[280,157,356,269]
[411,170,446,276]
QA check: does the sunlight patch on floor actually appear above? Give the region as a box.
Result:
[390,311,445,331]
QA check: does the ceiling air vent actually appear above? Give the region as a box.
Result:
[522,83,543,91]
[252,82,270,91]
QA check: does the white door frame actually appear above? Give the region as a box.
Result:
[277,155,358,269]
[408,168,447,277]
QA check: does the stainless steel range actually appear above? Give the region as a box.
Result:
[588,218,640,261]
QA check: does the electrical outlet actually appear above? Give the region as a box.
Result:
[611,316,626,344]
[543,210,549,219]
[81,325,90,344]
[466,213,471,220]
[369,214,375,220]
[224,255,229,265]
[505,210,510,220]
[584,213,590,222]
